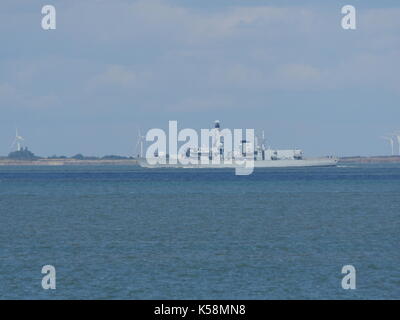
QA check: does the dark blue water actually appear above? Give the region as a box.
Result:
[0,164,399,299]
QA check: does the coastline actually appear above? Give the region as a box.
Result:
[0,156,399,166]
[0,158,139,166]
[339,156,400,163]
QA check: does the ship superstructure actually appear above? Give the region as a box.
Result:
[139,120,338,168]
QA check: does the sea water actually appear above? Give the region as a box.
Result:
[0,164,399,299]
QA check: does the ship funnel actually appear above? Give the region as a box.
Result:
[214,120,220,129]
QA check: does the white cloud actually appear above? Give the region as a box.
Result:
[0,83,17,97]
[87,65,140,91]
[170,95,235,112]
[0,82,60,110]
[2,1,400,111]
[276,64,321,87]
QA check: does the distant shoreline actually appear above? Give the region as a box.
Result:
[0,158,139,166]
[339,156,400,163]
[0,156,399,166]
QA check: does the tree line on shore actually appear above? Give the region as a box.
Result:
[1,147,133,160]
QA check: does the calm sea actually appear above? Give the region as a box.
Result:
[0,164,399,299]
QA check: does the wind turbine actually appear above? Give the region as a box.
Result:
[11,128,24,151]
[135,129,145,158]
[393,132,400,156]
[381,136,394,155]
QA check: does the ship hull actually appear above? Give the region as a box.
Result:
[138,157,338,168]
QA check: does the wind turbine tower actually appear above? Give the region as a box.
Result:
[395,133,400,156]
[381,136,394,155]
[136,129,145,158]
[12,128,24,152]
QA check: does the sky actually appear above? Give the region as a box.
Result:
[0,0,399,157]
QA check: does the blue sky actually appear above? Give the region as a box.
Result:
[0,0,399,157]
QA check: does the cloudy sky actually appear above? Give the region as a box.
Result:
[0,0,399,157]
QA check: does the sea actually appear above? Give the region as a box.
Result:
[0,163,399,299]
